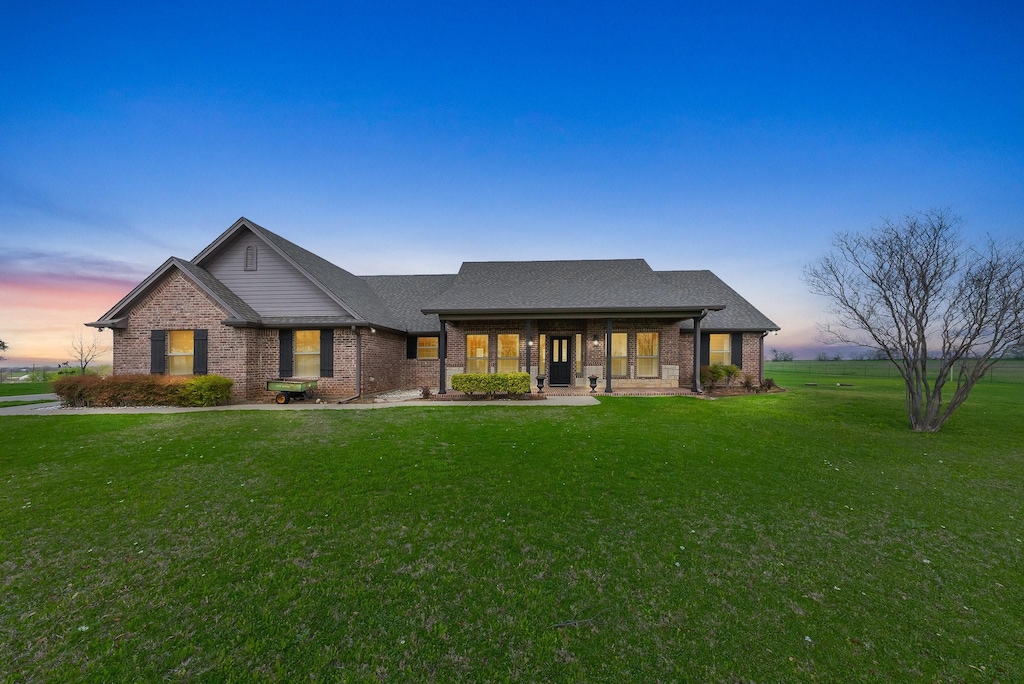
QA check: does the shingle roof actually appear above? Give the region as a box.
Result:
[240,221,407,330]
[96,219,778,334]
[661,271,780,331]
[88,257,261,328]
[363,274,457,333]
[173,259,261,324]
[421,259,725,314]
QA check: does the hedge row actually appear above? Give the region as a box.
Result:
[53,374,234,407]
[450,372,531,396]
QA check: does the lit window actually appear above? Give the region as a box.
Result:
[497,334,519,373]
[294,330,321,377]
[417,336,439,359]
[168,330,194,376]
[466,334,488,374]
[575,333,582,374]
[709,334,731,366]
[637,332,659,377]
[611,332,627,377]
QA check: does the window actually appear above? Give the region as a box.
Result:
[497,334,519,373]
[575,334,582,374]
[466,334,488,374]
[168,330,194,376]
[417,336,439,359]
[244,245,258,271]
[709,334,731,366]
[294,330,321,377]
[637,332,659,377]
[611,332,627,377]
[538,334,546,374]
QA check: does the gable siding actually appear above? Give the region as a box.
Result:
[205,232,346,317]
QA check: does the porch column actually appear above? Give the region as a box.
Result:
[692,309,707,393]
[525,319,532,375]
[438,318,447,395]
[604,318,613,393]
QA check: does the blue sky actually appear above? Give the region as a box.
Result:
[2,1,1022,365]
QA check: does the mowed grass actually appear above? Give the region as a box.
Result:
[2,373,1022,682]
[0,381,52,397]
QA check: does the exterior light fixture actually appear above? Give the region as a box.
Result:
[370,327,376,334]
[592,335,600,347]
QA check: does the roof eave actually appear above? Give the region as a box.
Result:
[423,305,726,319]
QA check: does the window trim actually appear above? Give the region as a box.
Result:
[417,336,439,360]
[293,329,321,378]
[496,334,519,374]
[611,332,628,378]
[466,334,488,374]
[167,329,195,376]
[709,333,731,366]
[637,331,659,378]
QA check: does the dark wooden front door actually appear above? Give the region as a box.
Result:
[549,336,572,386]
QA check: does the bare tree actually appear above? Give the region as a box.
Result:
[804,209,1024,432]
[0,339,6,362]
[67,331,108,376]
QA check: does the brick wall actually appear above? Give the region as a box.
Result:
[676,330,767,389]
[113,270,252,400]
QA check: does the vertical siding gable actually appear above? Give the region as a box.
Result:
[205,231,346,317]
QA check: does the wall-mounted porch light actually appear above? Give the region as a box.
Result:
[592,335,600,347]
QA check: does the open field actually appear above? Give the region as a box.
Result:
[0,382,52,397]
[2,372,1022,681]
[766,358,1024,384]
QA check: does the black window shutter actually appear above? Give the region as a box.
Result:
[320,329,334,377]
[700,332,710,366]
[279,329,293,377]
[731,333,744,368]
[407,336,418,359]
[150,330,165,374]
[193,329,208,375]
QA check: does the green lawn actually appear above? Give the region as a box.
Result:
[3,372,1022,682]
[0,381,52,397]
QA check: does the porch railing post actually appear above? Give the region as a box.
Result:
[438,318,447,395]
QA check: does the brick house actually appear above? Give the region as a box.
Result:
[88,217,779,400]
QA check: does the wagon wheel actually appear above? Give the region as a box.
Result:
[275,392,290,404]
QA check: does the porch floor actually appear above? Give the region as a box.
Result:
[433,386,700,399]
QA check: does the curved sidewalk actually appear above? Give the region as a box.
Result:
[0,394,599,416]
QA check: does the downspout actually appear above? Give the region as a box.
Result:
[353,325,362,398]
[761,331,769,382]
[692,309,708,394]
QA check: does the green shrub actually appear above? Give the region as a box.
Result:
[450,372,530,397]
[177,375,234,406]
[53,374,233,407]
[721,364,741,386]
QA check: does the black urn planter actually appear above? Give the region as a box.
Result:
[536,375,545,393]
[588,375,599,393]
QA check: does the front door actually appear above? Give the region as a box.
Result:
[549,336,572,386]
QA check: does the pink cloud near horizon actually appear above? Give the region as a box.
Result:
[0,271,137,366]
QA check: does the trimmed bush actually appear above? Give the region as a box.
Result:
[177,375,234,407]
[53,374,233,407]
[450,372,530,397]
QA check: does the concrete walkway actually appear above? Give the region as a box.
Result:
[0,394,599,416]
